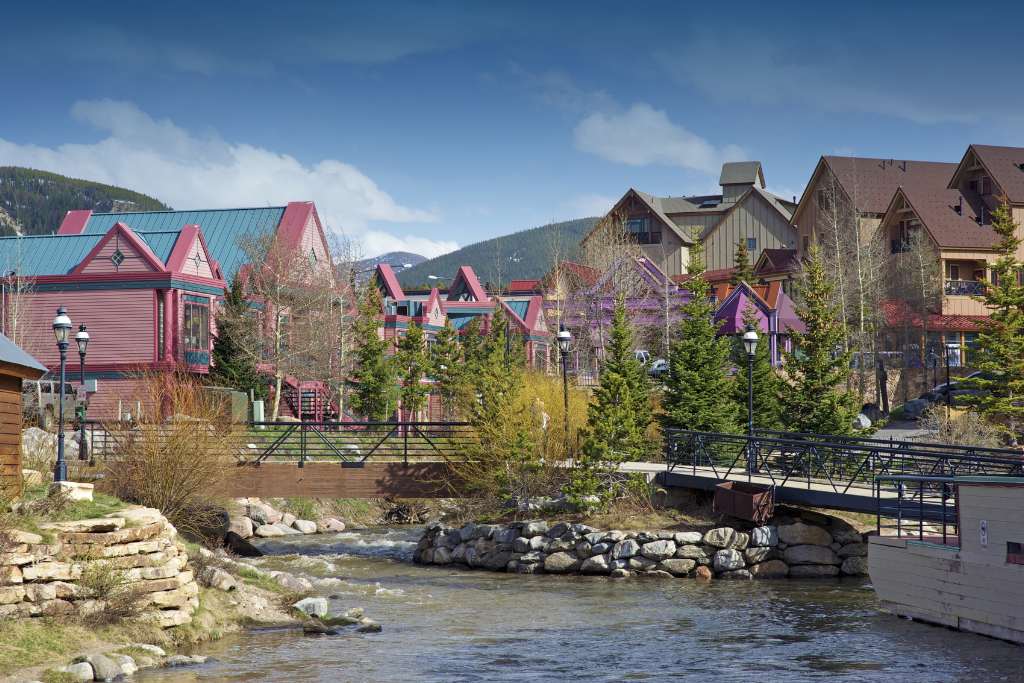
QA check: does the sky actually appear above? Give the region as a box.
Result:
[2,1,1024,258]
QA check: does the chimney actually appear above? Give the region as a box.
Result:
[955,196,963,215]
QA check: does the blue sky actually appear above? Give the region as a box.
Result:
[1,1,1023,257]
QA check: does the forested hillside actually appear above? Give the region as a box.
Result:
[397,217,599,288]
[0,167,170,236]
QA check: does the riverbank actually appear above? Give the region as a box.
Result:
[415,508,869,579]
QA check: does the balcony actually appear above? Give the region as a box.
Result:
[944,279,986,296]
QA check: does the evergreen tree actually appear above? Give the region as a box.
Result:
[349,286,397,420]
[568,298,652,508]
[429,321,463,419]
[395,322,429,419]
[782,245,857,435]
[663,241,738,433]
[209,274,266,400]
[731,240,755,285]
[730,301,783,431]
[961,200,1024,443]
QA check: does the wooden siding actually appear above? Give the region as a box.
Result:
[22,290,156,367]
[703,193,798,271]
[0,374,22,497]
[639,230,687,277]
[84,377,154,422]
[221,461,455,498]
[942,295,989,316]
[81,235,158,275]
[301,212,330,264]
[178,236,214,279]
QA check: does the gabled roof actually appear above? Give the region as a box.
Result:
[699,186,794,240]
[0,331,46,378]
[508,279,540,293]
[754,248,800,276]
[0,233,104,276]
[374,263,406,300]
[720,161,764,187]
[882,299,987,332]
[886,185,999,250]
[447,265,488,302]
[948,144,1024,204]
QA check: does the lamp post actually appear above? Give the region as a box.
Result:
[742,326,759,476]
[52,307,72,482]
[75,324,90,464]
[944,341,956,420]
[557,324,572,454]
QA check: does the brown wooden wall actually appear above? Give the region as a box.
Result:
[222,462,455,499]
[0,374,22,498]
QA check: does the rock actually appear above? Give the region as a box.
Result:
[694,565,713,580]
[546,539,574,553]
[575,541,592,557]
[281,513,297,527]
[830,542,842,552]
[303,618,340,636]
[0,565,22,585]
[611,539,640,559]
[130,644,166,658]
[750,526,778,547]
[4,529,42,545]
[247,502,282,526]
[165,654,208,667]
[628,556,657,571]
[433,547,452,564]
[41,517,124,533]
[784,544,839,566]
[293,519,317,534]
[590,542,610,555]
[728,532,750,551]
[640,540,676,561]
[841,556,869,576]
[744,547,778,564]
[749,560,789,578]
[702,527,736,548]
[520,521,548,537]
[22,562,76,582]
[584,532,605,545]
[547,522,570,538]
[641,570,674,579]
[317,518,346,533]
[543,552,579,573]
[528,536,548,551]
[293,596,330,618]
[610,568,631,578]
[580,554,610,574]
[673,531,703,545]
[712,549,745,572]
[838,543,868,558]
[225,531,263,557]
[50,480,94,502]
[254,524,286,538]
[272,522,301,535]
[789,564,840,578]
[199,566,237,591]
[778,522,833,547]
[357,618,383,633]
[111,653,138,677]
[658,558,696,576]
[228,516,254,539]
[674,545,709,562]
[274,573,314,593]
[854,413,872,430]
[21,468,43,486]
[57,662,94,681]
[512,537,531,553]
[719,569,753,580]
[831,525,864,545]
[605,530,627,543]
[901,398,929,419]
[81,653,122,681]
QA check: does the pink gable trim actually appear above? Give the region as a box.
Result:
[164,224,217,280]
[375,264,406,299]
[59,209,93,235]
[423,287,442,314]
[498,298,529,332]
[70,222,167,276]
[523,295,547,333]
[277,201,314,250]
[449,265,488,302]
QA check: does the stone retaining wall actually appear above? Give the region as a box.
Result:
[0,506,198,627]
[415,510,869,580]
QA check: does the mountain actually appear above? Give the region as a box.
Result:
[397,217,599,288]
[0,167,170,236]
[355,251,426,273]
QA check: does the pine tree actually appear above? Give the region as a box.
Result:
[429,321,463,419]
[961,200,1024,444]
[569,298,652,508]
[731,240,755,285]
[349,286,397,421]
[730,301,783,431]
[782,245,857,435]
[663,241,738,433]
[209,274,266,400]
[395,322,429,419]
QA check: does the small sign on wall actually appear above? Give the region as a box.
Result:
[980,520,988,548]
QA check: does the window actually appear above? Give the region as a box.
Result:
[981,176,993,196]
[746,237,757,252]
[157,296,164,356]
[968,179,978,193]
[182,296,210,364]
[816,189,832,212]
[802,235,810,253]
[624,216,661,245]
[1008,542,1024,565]
[949,264,960,281]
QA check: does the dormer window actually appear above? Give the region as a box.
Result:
[981,177,993,196]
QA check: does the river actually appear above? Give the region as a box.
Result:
[137,528,1022,682]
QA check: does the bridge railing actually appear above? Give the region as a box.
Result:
[665,429,1024,497]
[754,428,1022,461]
[875,474,959,545]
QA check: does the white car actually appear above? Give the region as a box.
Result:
[648,359,669,378]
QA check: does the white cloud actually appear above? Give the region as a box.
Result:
[0,99,438,258]
[573,103,745,174]
[361,231,458,260]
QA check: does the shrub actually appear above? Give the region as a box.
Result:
[77,561,139,625]
[918,407,1003,448]
[102,370,236,540]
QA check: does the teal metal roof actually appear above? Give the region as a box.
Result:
[504,300,529,321]
[448,313,479,330]
[82,207,287,281]
[137,231,184,264]
[0,234,104,275]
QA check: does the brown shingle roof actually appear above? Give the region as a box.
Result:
[822,156,958,214]
[897,185,999,250]
[962,145,1024,204]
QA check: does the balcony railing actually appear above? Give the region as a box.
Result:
[944,279,986,296]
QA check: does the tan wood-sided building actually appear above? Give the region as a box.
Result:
[584,162,798,277]
[870,476,1024,645]
[0,332,47,498]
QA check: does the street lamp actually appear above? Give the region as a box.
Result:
[51,307,72,482]
[944,341,958,419]
[557,324,572,453]
[75,324,90,464]
[742,326,759,476]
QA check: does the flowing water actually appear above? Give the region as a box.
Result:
[138,528,1022,682]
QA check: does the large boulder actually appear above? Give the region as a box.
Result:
[744,546,778,564]
[611,539,640,560]
[247,501,283,526]
[901,398,929,419]
[520,521,549,537]
[841,556,869,576]
[293,596,329,618]
[580,554,611,575]
[255,524,286,538]
[675,545,709,562]
[719,569,753,580]
[712,549,745,572]
[673,531,704,545]
[640,540,676,561]
[317,518,346,533]
[749,559,789,578]
[784,544,839,566]
[79,654,122,682]
[293,519,318,534]
[225,531,263,557]
[702,527,736,548]
[778,522,833,547]
[658,558,696,576]
[837,543,868,558]
[229,516,254,539]
[789,564,840,578]
[543,552,579,574]
[750,526,778,547]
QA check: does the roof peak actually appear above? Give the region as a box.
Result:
[89,205,289,217]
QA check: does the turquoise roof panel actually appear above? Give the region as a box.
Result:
[0,234,104,276]
[505,300,529,321]
[448,313,479,330]
[82,207,286,281]
[136,231,184,265]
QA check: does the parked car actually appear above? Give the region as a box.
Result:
[648,358,669,378]
[920,371,993,403]
[22,379,82,430]
[634,349,651,365]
